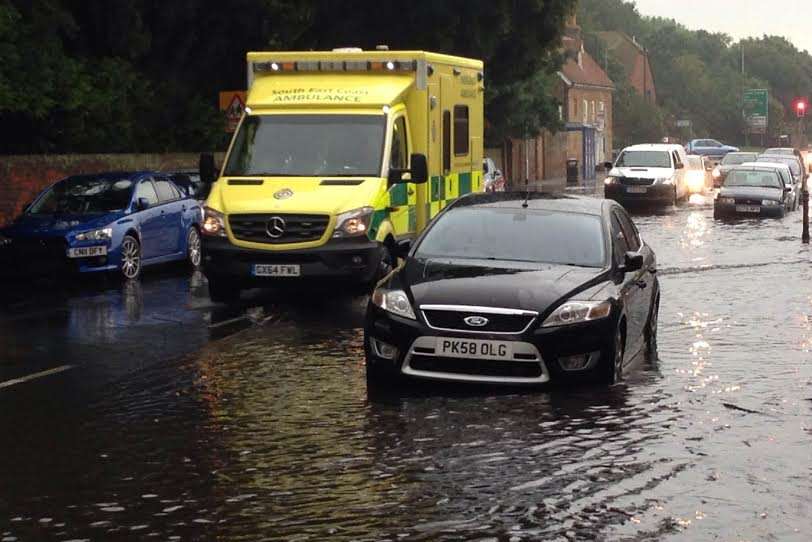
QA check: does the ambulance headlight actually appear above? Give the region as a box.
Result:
[333,207,374,238]
[202,206,227,237]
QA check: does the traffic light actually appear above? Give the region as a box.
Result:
[795,97,808,118]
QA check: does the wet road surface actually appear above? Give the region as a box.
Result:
[1,192,811,540]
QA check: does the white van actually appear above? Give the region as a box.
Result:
[604,144,690,205]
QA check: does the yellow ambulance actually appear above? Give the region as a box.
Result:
[200,48,485,302]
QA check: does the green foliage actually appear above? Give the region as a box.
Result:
[0,0,576,154]
[578,0,812,145]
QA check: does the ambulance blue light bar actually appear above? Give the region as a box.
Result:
[253,60,417,73]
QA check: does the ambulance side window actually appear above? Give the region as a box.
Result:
[443,111,451,172]
[454,105,469,155]
[390,116,408,170]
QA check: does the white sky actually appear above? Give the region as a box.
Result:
[632,0,812,53]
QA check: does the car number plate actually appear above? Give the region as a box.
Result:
[435,337,514,361]
[252,264,301,277]
[627,186,648,194]
[736,205,760,213]
[66,246,107,258]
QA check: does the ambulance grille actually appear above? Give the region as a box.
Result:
[229,214,329,244]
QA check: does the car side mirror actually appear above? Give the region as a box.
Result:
[621,252,643,273]
[785,186,793,193]
[388,153,428,185]
[674,162,684,170]
[603,161,614,170]
[136,197,151,211]
[395,238,412,259]
[199,153,217,185]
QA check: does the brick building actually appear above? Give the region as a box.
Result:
[595,31,656,103]
[559,15,614,178]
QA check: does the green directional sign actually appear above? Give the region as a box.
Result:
[743,89,768,133]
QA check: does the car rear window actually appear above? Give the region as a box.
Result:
[722,153,757,165]
[415,207,606,268]
[757,156,800,175]
[725,170,782,189]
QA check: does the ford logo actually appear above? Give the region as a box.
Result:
[464,316,489,327]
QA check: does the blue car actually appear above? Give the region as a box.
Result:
[0,172,203,280]
[685,139,739,158]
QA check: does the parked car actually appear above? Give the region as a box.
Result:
[763,147,798,157]
[742,161,797,211]
[0,172,203,280]
[711,152,759,188]
[604,143,690,206]
[685,154,710,193]
[483,158,506,192]
[714,165,792,219]
[364,192,660,387]
[685,139,739,158]
[756,154,805,187]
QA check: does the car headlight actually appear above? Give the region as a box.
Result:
[712,168,721,179]
[604,176,617,185]
[542,300,612,328]
[762,199,780,206]
[75,227,112,241]
[371,288,416,320]
[655,177,673,185]
[717,197,735,205]
[0,233,10,247]
[202,206,226,237]
[333,206,374,238]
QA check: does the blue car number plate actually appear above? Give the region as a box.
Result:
[435,337,514,361]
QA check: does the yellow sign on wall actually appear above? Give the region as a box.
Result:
[219,91,247,132]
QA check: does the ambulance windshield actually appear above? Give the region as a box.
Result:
[224,114,385,177]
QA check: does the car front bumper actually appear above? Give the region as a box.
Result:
[714,202,785,218]
[202,236,383,287]
[605,183,674,204]
[0,240,118,278]
[365,304,618,386]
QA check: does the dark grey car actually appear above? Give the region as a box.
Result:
[714,166,792,219]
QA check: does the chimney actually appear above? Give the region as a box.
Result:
[564,12,583,53]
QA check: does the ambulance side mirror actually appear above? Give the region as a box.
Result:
[388,153,428,185]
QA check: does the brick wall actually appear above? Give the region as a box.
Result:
[0,153,225,226]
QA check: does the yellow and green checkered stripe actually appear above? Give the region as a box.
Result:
[429,170,483,218]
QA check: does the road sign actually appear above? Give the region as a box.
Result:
[743,89,768,133]
[219,91,247,132]
[676,119,692,128]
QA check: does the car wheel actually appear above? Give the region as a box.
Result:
[208,277,241,304]
[365,358,400,389]
[120,235,142,280]
[670,188,677,207]
[186,227,202,268]
[600,324,625,384]
[645,293,660,359]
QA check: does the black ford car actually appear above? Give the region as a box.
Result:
[364,193,660,387]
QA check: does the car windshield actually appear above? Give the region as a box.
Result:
[724,170,782,189]
[722,153,757,165]
[415,207,606,268]
[615,150,671,168]
[764,148,794,155]
[28,176,134,215]
[224,114,385,177]
[757,156,800,175]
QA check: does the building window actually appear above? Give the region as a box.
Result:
[591,101,596,122]
[599,101,605,112]
[583,99,588,124]
[453,105,469,156]
[558,104,563,121]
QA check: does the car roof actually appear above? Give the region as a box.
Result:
[448,192,609,216]
[623,144,683,152]
[759,153,800,161]
[725,151,757,156]
[741,161,790,170]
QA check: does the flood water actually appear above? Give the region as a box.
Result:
[1,192,811,541]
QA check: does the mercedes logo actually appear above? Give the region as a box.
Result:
[464,316,489,327]
[274,188,294,200]
[266,216,286,238]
